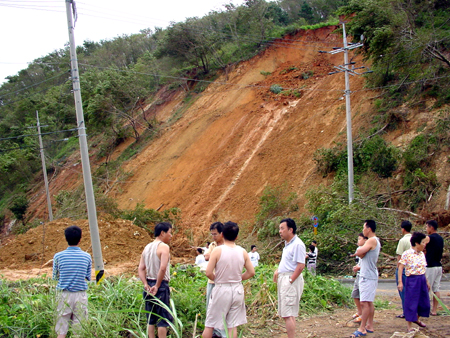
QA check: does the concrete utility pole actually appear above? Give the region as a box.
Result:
[319,21,370,204]
[36,111,54,222]
[65,0,104,283]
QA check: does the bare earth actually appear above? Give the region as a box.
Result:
[257,303,450,338]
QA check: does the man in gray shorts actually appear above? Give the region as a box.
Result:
[425,220,444,315]
[273,218,306,338]
[350,220,380,338]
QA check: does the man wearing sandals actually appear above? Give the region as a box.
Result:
[424,220,444,316]
[350,220,380,338]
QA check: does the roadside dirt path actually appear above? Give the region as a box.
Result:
[257,304,450,338]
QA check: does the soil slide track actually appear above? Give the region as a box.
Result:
[113,26,370,226]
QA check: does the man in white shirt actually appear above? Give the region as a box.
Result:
[248,245,260,267]
[273,218,306,338]
[195,248,206,266]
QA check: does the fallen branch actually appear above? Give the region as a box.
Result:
[378,207,425,220]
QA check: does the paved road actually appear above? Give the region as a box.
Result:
[339,274,450,305]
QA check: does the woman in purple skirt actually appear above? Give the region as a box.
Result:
[397,232,430,332]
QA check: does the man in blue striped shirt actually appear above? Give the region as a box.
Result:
[52,225,92,338]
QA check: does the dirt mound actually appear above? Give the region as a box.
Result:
[0,216,194,279]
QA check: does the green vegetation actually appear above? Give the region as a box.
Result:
[255,184,298,240]
[270,84,283,94]
[0,265,351,337]
[0,0,350,219]
[313,108,450,211]
[339,0,450,107]
[121,204,181,234]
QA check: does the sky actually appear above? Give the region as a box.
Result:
[0,0,245,85]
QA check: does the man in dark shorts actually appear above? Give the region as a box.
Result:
[138,222,173,338]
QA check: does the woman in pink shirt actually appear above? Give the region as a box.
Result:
[397,232,430,333]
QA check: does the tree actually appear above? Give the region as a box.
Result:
[9,195,29,224]
[339,0,450,100]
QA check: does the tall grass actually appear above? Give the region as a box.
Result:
[0,265,351,337]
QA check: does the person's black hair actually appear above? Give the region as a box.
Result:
[358,232,365,238]
[65,225,82,246]
[410,232,427,247]
[223,221,239,241]
[209,222,224,234]
[280,218,297,234]
[312,240,317,244]
[400,220,412,233]
[155,222,172,237]
[308,244,315,252]
[425,219,438,230]
[251,245,256,250]
[197,248,203,254]
[207,242,211,245]
[364,220,376,233]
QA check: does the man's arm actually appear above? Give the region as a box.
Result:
[355,237,376,258]
[242,250,255,281]
[52,256,59,281]
[204,242,216,261]
[273,268,278,283]
[86,256,92,281]
[138,253,150,292]
[290,262,305,283]
[205,247,221,280]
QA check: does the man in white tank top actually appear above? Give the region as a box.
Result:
[138,222,173,338]
[202,221,255,338]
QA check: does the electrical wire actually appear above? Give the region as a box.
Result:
[0,127,79,142]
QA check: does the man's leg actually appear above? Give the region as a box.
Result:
[432,291,441,314]
[147,324,155,338]
[283,316,296,338]
[228,327,237,338]
[395,268,405,315]
[202,327,214,338]
[366,302,375,331]
[157,326,168,338]
[357,301,369,334]
[354,297,361,316]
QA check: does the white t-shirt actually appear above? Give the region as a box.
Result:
[195,254,206,266]
[249,251,260,267]
[278,235,306,273]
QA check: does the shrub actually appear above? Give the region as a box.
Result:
[8,195,29,224]
[120,203,181,234]
[270,84,283,94]
[255,184,298,240]
[302,70,314,79]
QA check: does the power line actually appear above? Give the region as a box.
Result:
[0,71,69,98]
[0,127,79,142]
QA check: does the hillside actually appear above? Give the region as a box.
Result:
[106,26,366,222]
[2,25,449,276]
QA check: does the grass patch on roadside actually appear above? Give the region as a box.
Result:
[0,264,352,337]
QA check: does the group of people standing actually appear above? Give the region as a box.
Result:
[395,220,444,333]
[51,217,445,338]
[349,219,445,337]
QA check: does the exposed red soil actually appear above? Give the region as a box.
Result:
[2,26,450,275]
[0,216,193,280]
